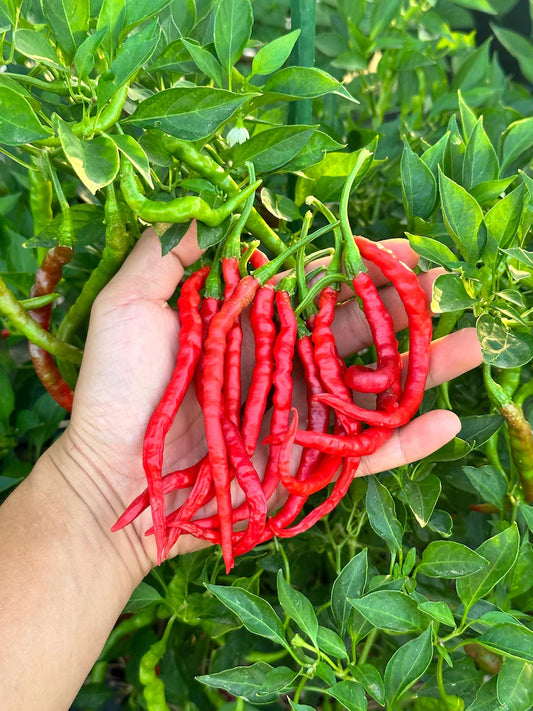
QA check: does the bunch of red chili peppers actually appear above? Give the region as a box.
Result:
[113,166,433,571]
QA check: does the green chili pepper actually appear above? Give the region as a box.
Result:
[139,617,175,711]
[37,83,130,147]
[484,364,533,503]
[165,136,288,257]
[120,159,260,226]
[0,275,82,365]
[29,162,53,235]
[57,183,133,345]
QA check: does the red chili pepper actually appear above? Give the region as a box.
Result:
[112,462,201,531]
[222,257,243,426]
[316,236,432,427]
[1,328,9,338]
[202,274,260,572]
[143,265,210,563]
[29,245,74,411]
[240,282,276,455]
[272,456,361,538]
[284,426,392,460]
[259,286,298,503]
[345,271,402,410]
[312,287,361,435]
[194,261,221,406]
[222,417,267,555]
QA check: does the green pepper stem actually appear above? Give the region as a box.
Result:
[239,240,260,276]
[340,152,376,278]
[294,272,350,317]
[222,162,256,259]
[253,218,339,286]
[305,196,343,276]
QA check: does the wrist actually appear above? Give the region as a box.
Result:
[43,429,152,582]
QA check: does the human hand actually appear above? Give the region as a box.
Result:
[55,225,481,569]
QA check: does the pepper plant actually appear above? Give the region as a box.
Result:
[1,0,533,709]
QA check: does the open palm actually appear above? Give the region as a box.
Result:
[67,225,482,565]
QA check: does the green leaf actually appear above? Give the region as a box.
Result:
[331,549,368,636]
[57,121,119,194]
[403,474,441,527]
[463,465,507,509]
[289,701,315,711]
[438,169,484,261]
[451,0,496,12]
[316,626,348,659]
[257,666,297,697]
[431,273,476,313]
[232,125,316,173]
[518,502,533,534]
[111,135,152,187]
[458,414,503,448]
[74,28,108,80]
[466,677,499,711]
[126,87,256,141]
[197,662,279,704]
[24,204,104,249]
[327,680,367,711]
[491,25,533,85]
[458,91,478,140]
[0,367,14,423]
[0,87,51,145]
[470,176,518,206]
[501,247,533,271]
[262,67,357,103]
[276,570,318,644]
[155,222,192,256]
[421,132,449,180]
[41,0,89,58]
[13,29,64,70]
[366,477,403,554]
[351,663,385,705]
[295,146,375,205]
[462,118,499,189]
[477,313,533,369]
[426,509,453,537]
[281,130,345,173]
[96,0,125,61]
[197,217,233,250]
[477,623,533,662]
[124,0,174,28]
[384,627,434,706]
[260,188,300,222]
[417,541,488,579]
[484,184,524,251]
[213,0,253,75]
[456,523,520,608]
[182,39,224,86]
[406,235,457,268]
[97,20,160,107]
[497,658,533,710]
[349,591,427,633]
[251,30,300,77]
[401,140,437,223]
[417,601,456,628]
[500,117,533,176]
[205,584,287,648]
[123,582,165,613]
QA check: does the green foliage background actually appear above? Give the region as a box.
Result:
[1,0,533,709]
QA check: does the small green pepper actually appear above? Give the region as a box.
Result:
[120,158,261,226]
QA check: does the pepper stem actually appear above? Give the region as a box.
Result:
[340,151,376,278]
[222,162,256,259]
[253,216,339,286]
